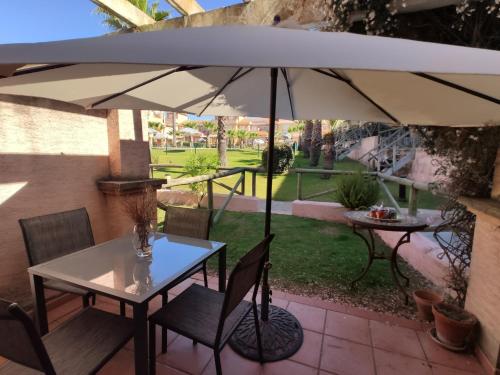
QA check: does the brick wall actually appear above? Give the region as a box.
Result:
[0,95,146,307]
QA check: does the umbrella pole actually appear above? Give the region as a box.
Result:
[229,68,304,362]
[261,67,278,321]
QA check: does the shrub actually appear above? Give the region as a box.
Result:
[262,144,294,174]
[335,172,380,209]
[185,153,219,205]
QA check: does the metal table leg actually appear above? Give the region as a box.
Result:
[350,225,377,287]
[390,232,412,304]
[133,302,149,375]
[218,245,226,292]
[29,274,48,335]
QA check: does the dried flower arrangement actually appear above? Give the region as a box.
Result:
[122,185,157,255]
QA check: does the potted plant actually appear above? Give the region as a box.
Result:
[412,289,443,321]
[432,302,477,348]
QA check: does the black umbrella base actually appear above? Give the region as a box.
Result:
[229,305,303,362]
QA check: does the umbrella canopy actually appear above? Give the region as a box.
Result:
[0,26,499,126]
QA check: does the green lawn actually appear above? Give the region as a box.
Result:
[151,147,445,210]
[158,210,434,318]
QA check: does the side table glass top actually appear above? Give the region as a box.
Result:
[28,233,225,303]
[344,210,428,231]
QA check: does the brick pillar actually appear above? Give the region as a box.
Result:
[464,148,500,374]
[491,149,500,200]
[101,109,160,239]
[107,109,150,179]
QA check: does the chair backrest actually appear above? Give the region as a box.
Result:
[0,299,55,374]
[163,206,212,240]
[218,234,274,330]
[19,207,95,266]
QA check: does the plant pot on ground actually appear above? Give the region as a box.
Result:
[413,290,443,321]
[432,302,477,348]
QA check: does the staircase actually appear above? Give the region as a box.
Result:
[334,122,386,160]
[361,127,418,176]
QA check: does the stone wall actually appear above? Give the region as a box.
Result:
[407,149,440,183]
[0,96,147,307]
[347,135,378,166]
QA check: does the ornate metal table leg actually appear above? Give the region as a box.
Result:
[350,225,376,288]
[390,232,412,304]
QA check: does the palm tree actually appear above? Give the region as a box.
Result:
[94,0,169,30]
[302,120,314,158]
[216,117,227,166]
[227,129,237,149]
[322,132,335,179]
[310,120,322,166]
[236,129,248,148]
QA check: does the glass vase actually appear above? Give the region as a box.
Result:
[132,222,155,258]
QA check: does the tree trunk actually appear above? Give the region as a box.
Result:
[310,120,322,166]
[322,133,335,179]
[302,120,313,158]
[217,116,227,167]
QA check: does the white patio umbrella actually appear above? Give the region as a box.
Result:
[0,26,499,126]
[1,25,500,362]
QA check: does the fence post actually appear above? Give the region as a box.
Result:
[408,185,418,216]
[241,171,246,196]
[252,171,257,197]
[297,172,302,200]
[207,179,214,211]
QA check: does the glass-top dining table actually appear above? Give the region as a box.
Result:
[28,232,227,375]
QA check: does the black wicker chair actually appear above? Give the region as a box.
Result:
[162,206,213,288]
[148,235,274,375]
[19,208,126,315]
[0,298,134,375]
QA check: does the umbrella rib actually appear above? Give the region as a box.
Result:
[197,67,254,116]
[6,64,76,78]
[89,65,206,109]
[281,68,295,120]
[310,68,400,124]
[412,72,500,106]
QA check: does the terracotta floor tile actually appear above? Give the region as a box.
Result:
[289,329,322,368]
[374,348,432,375]
[320,335,375,375]
[287,302,326,333]
[47,297,81,322]
[169,279,196,296]
[430,363,484,375]
[201,346,262,375]
[325,310,371,345]
[261,360,317,375]
[417,332,483,373]
[157,335,213,374]
[271,297,289,309]
[99,349,186,374]
[125,326,178,356]
[370,320,425,359]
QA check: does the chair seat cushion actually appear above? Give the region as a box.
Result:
[0,308,134,375]
[150,284,251,348]
[44,279,93,297]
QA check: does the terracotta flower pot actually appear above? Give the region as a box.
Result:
[432,302,477,348]
[413,289,443,321]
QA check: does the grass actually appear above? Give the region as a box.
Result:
[158,210,434,318]
[151,147,445,210]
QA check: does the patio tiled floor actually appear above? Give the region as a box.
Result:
[6,273,485,375]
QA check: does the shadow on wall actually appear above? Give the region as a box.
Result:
[0,153,128,308]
